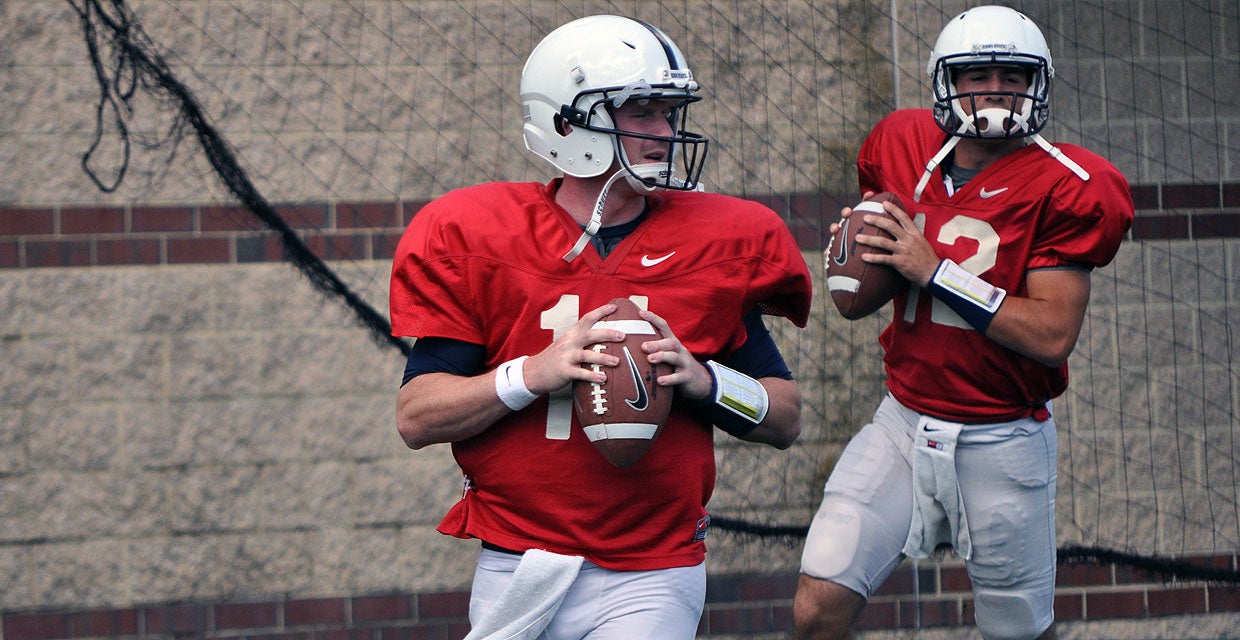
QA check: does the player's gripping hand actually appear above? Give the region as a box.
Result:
[851,198,940,287]
[826,190,877,236]
[636,308,713,401]
[521,302,624,394]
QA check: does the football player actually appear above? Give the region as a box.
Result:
[793,6,1133,640]
[389,15,812,639]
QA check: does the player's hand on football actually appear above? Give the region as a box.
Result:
[636,309,713,401]
[523,302,623,393]
[827,190,878,236]
[857,199,941,286]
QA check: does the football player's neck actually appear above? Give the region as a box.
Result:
[557,173,647,228]
[954,136,1027,171]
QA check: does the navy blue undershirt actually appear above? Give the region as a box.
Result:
[402,308,790,385]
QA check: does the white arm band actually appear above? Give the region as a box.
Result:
[494,356,537,411]
[705,360,769,425]
[931,259,1006,311]
[926,259,1007,333]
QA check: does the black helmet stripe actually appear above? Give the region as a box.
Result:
[633,19,680,69]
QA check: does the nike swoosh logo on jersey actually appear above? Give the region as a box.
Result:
[979,186,1009,199]
[641,251,676,267]
[622,346,651,411]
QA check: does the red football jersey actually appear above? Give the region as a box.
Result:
[858,110,1133,422]
[389,179,812,570]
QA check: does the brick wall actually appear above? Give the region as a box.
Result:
[0,202,412,269]
[3,553,1238,639]
[5,183,1240,270]
[12,181,1240,269]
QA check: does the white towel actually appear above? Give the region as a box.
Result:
[902,417,973,561]
[463,549,585,640]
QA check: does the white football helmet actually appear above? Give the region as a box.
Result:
[913,6,1087,202]
[520,15,708,192]
[927,5,1053,139]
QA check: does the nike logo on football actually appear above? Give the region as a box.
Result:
[641,251,676,267]
[829,219,851,266]
[621,346,651,411]
[979,186,1009,199]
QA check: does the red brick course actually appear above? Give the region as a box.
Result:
[1,184,1237,270]
[0,554,1236,638]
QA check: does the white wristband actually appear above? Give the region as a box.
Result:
[495,356,537,411]
[705,360,769,424]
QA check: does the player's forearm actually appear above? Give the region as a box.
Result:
[396,371,512,449]
[984,295,1086,367]
[739,377,803,449]
[982,268,1091,367]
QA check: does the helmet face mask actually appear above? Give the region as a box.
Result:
[562,93,707,191]
[927,6,1054,139]
[521,15,709,191]
[912,6,1091,202]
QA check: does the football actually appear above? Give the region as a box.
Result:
[572,297,674,468]
[825,192,907,320]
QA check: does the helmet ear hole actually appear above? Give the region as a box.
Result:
[553,113,571,137]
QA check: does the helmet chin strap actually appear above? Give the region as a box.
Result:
[914,121,969,202]
[624,162,702,192]
[563,146,676,262]
[562,168,630,262]
[972,107,1028,136]
[561,160,704,263]
[915,105,1090,202]
[968,104,1091,181]
[1031,133,1090,181]
[625,163,670,192]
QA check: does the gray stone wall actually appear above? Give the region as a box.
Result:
[8,1,1236,209]
[0,262,475,608]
